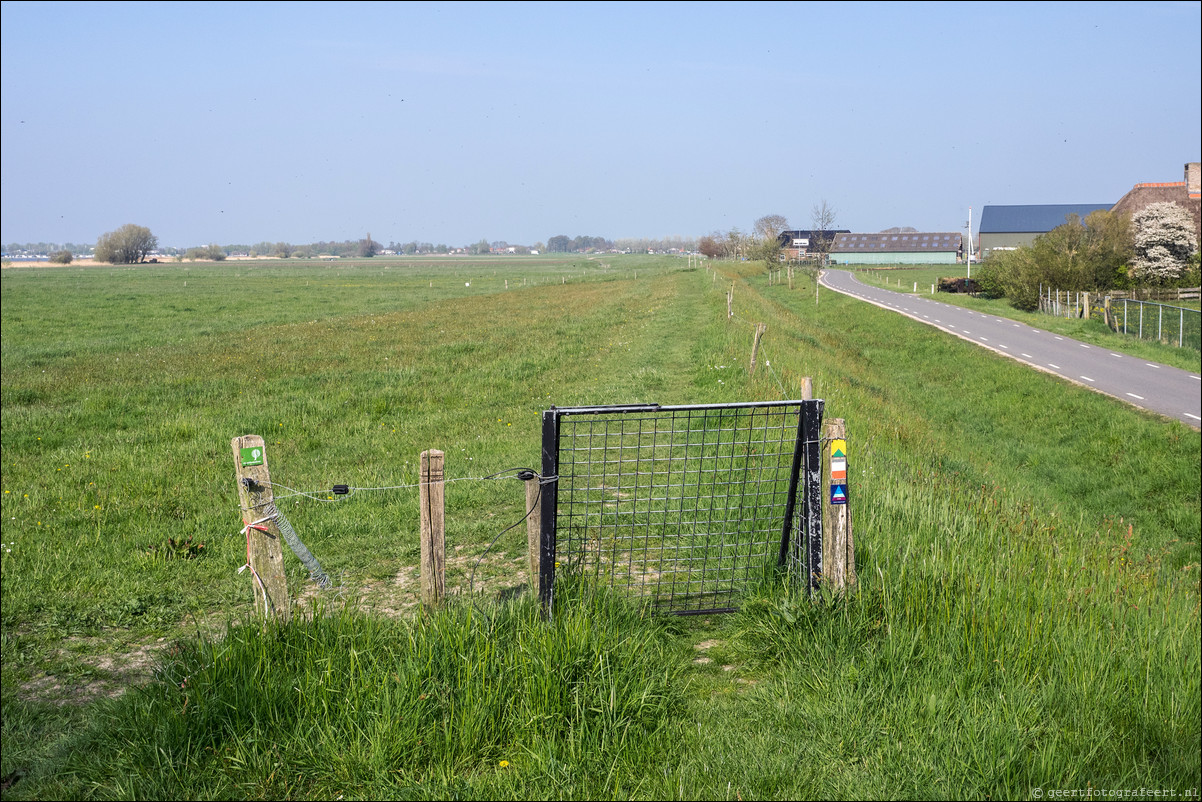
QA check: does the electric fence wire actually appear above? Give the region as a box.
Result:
[243,467,555,603]
[467,471,558,598]
[726,311,791,400]
[267,466,538,502]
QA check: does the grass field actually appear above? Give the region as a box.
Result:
[2,255,1199,799]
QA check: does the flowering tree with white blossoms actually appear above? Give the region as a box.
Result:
[1130,202,1198,285]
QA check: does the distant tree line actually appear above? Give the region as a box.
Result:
[184,244,228,261]
[388,241,454,255]
[613,236,698,253]
[545,234,614,253]
[9,228,713,264]
[4,241,95,256]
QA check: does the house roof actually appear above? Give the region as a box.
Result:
[831,232,961,253]
[776,229,850,246]
[978,204,1113,234]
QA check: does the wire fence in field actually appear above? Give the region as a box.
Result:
[1105,297,1201,350]
[539,400,823,615]
[1039,287,1201,350]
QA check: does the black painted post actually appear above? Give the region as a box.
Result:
[800,399,824,593]
[539,409,560,616]
[777,406,808,569]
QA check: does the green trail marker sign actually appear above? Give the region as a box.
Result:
[240,446,265,467]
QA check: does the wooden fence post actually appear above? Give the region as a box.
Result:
[821,419,856,594]
[525,477,542,593]
[420,449,446,606]
[800,375,813,401]
[231,435,290,622]
[749,323,767,373]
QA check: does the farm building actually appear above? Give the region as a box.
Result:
[776,229,850,260]
[977,203,1113,256]
[1111,162,1201,241]
[829,232,962,265]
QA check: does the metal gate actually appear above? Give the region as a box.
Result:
[538,400,824,615]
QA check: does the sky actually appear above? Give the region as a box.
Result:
[2,0,1200,249]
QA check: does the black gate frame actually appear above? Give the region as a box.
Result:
[538,400,824,615]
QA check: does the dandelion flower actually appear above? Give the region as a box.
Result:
[498,760,509,768]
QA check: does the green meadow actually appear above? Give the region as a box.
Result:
[1,255,1198,799]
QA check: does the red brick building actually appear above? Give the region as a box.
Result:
[1111,162,1201,240]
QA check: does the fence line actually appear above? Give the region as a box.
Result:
[1038,286,1200,350]
[1106,286,1200,302]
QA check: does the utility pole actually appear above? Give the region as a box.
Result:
[965,207,974,284]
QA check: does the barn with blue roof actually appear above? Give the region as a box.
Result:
[977,203,1113,256]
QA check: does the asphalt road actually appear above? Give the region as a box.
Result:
[819,269,1202,427]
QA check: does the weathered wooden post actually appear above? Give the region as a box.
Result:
[800,375,813,401]
[749,323,767,373]
[419,449,446,606]
[525,476,542,593]
[231,435,290,622]
[821,419,857,593]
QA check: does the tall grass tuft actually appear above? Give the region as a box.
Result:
[47,587,685,799]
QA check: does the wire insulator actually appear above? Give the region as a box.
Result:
[332,484,350,495]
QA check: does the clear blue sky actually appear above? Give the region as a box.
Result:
[3,0,1199,249]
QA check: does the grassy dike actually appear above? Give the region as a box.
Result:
[1,256,1198,799]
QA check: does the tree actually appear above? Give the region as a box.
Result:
[93,224,157,264]
[1020,211,1132,291]
[808,200,839,265]
[751,215,787,267]
[976,248,1042,310]
[698,234,723,259]
[1130,203,1199,285]
[753,214,789,241]
[358,233,380,258]
[976,210,1133,310]
[49,250,73,264]
[547,235,571,253]
[1077,210,1133,289]
[184,244,225,261]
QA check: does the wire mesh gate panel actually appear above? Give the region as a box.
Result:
[538,400,824,615]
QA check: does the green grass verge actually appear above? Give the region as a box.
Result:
[845,265,1201,372]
